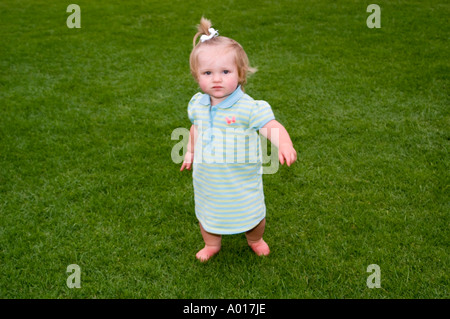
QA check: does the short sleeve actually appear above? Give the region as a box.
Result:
[249,100,275,130]
[187,92,202,124]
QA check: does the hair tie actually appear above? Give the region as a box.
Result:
[200,28,219,42]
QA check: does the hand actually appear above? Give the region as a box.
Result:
[180,151,194,171]
[278,143,297,166]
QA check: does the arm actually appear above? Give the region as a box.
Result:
[260,119,297,166]
[180,124,197,171]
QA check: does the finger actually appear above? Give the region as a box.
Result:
[286,151,296,166]
[290,152,297,165]
[279,152,285,165]
[180,162,190,171]
[286,154,291,166]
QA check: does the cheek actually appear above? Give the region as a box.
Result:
[197,76,209,90]
[226,73,240,86]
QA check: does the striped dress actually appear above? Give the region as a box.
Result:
[188,86,275,234]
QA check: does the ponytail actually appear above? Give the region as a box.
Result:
[193,17,213,47]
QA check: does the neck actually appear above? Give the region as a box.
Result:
[210,84,240,106]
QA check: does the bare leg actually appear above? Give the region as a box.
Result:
[245,218,270,256]
[196,223,222,262]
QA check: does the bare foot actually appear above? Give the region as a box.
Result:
[196,245,221,262]
[248,239,270,256]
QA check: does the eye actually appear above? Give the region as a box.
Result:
[223,70,230,74]
[203,71,211,75]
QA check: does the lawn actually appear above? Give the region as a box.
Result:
[0,0,448,298]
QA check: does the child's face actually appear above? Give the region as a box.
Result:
[196,45,239,105]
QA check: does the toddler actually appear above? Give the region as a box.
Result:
[180,17,297,262]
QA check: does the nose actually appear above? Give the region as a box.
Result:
[212,73,222,82]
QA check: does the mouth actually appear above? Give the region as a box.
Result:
[212,86,223,89]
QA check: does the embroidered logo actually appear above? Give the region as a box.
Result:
[225,116,236,124]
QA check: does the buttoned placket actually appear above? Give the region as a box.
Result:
[209,103,219,143]
[199,85,244,147]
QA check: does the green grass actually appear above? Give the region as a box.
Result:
[1,0,448,298]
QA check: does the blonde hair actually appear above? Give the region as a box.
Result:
[189,17,257,88]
